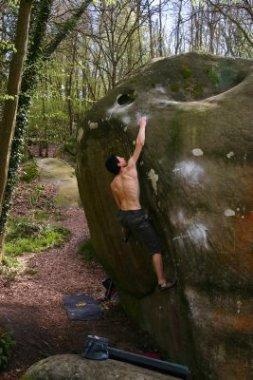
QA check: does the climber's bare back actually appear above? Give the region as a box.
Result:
[110,115,147,211]
[110,159,141,211]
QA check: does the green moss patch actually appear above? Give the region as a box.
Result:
[0,328,15,370]
[170,82,180,93]
[206,66,220,87]
[33,210,51,222]
[21,159,39,182]
[181,65,192,79]
[5,217,70,258]
[78,240,97,262]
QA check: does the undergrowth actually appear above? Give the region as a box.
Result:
[78,240,97,262]
[21,159,39,183]
[4,216,70,267]
[0,329,15,371]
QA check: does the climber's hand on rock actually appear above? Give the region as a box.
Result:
[138,115,147,128]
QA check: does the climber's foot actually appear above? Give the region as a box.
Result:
[157,278,177,292]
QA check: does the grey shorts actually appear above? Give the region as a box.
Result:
[117,209,161,255]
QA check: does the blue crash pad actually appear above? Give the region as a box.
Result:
[63,293,103,321]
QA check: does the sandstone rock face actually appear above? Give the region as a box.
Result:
[36,158,80,207]
[76,53,253,379]
[22,354,175,379]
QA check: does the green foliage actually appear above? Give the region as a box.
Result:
[28,94,70,146]
[0,329,15,371]
[5,217,70,257]
[207,67,220,87]
[29,185,44,208]
[2,255,21,269]
[6,0,19,9]
[0,40,16,54]
[193,82,203,97]
[63,136,77,157]
[21,159,39,182]
[181,66,192,79]
[170,82,180,92]
[33,210,51,222]
[0,94,15,102]
[94,0,116,4]
[78,240,96,262]
[192,0,240,4]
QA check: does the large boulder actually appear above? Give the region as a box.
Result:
[22,354,175,379]
[76,53,253,379]
[36,158,80,207]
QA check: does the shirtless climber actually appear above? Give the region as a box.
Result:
[105,116,176,291]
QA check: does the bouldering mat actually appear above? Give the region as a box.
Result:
[63,293,103,321]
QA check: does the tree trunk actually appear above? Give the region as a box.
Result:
[147,1,154,58]
[158,0,163,57]
[0,233,6,263]
[0,0,32,210]
[175,0,183,54]
[136,0,143,64]
[0,0,33,261]
[66,34,78,135]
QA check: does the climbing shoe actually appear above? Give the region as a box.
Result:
[157,278,177,292]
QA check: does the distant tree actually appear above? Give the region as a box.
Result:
[206,0,253,48]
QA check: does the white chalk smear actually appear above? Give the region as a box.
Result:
[192,148,203,157]
[173,160,204,185]
[224,209,235,217]
[136,112,149,124]
[186,223,209,249]
[154,85,166,94]
[107,96,133,117]
[88,121,98,130]
[237,300,242,314]
[185,288,200,321]
[148,168,159,194]
[226,151,234,159]
[123,126,128,132]
[177,210,187,226]
[121,115,131,125]
[173,235,183,241]
[170,209,188,228]
[77,128,84,142]
[152,98,178,107]
[173,224,209,250]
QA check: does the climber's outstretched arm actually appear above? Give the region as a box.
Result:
[128,116,147,166]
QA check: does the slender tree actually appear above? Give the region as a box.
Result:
[147,0,155,58]
[175,0,183,54]
[0,0,33,260]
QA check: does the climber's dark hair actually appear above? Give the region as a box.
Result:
[105,154,120,175]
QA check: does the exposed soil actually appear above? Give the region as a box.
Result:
[0,162,156,379]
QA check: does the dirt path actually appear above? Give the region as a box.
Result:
[0,160,153,379]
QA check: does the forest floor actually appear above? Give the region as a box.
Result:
[0,156,156,379]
